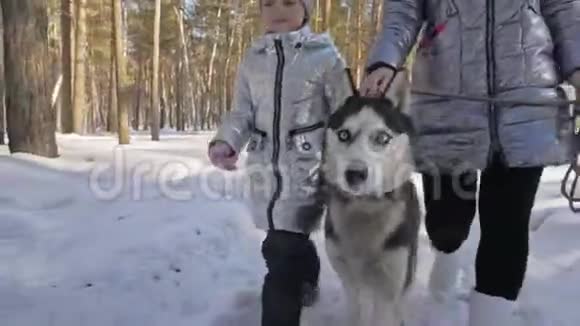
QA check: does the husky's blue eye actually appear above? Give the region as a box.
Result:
[337,129,351,142]
[374,131,392,146]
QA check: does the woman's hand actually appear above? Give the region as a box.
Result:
[208,141,238,171]
[360,67,396,97]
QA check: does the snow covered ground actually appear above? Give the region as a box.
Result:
[1,133,579,326]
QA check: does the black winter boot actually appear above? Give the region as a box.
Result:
[261,230,321,326]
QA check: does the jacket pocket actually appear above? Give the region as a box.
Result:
[286,123,325,200]
[245,128,268,166]
[414,0,462,93]
[287,121,325,154]
[245,128,274,204]
[246,127,267,152]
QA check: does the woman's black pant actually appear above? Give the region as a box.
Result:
[422,161,543,301]
[261,230,320,326]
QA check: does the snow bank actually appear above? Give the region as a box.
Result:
[0,133,578,325]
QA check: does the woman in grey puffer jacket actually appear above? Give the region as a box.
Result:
[362,0,580,325]
[208,1,353,325]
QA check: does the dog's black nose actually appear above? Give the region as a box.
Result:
[345,167,368,186]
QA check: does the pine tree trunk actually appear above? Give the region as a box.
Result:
[174,6,196,131]
[175,62,184,131]
[89,65,99,133]
[143,62,150,131]
[0,93,4,146]
[113,0,129,144]
[324,0,332,31]
[73,0,87,134]
[0,12,4,146]
[167,69,173,130]
[197,86,204,130]
[159,70,166,130]
[374,0,383,36]
[60,0,73,133]
[70,0,76,108]
[133,60,143,131]
[107,11,118,133]
[150,0,162,141]
[108,59,118,132]
[223,7,237,119]
[314,0,320,31]
[51,75,64,110]
[97,81,107,131]
[1,0,58,157]
[345,6,352,69]
[355,0,364,85]
[203,5,223,130]
[0,84,4,145]
[233,6,245,115]
[112,0,130,145]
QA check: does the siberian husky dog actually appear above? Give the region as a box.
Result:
[320,70,421,326]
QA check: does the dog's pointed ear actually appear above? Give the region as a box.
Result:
[384,69,411,115]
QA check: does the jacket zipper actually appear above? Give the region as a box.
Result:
[267,39,285,230]
[486,0,502,162]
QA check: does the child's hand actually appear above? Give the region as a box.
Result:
[208,141,238,171]
[360,66,396,97]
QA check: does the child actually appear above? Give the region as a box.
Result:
[361,1,580,326]
[207,1,353,325]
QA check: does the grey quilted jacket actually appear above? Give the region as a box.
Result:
[211,25,353,234]
[368,0,580,173]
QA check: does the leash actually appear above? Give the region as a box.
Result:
[561,163,580,213]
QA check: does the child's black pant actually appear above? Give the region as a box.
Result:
[261,230,320,326]
[422,160,543,301]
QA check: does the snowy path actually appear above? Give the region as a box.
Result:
[1,133,579,326]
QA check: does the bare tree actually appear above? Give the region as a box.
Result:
[73,0,88,133]
[150,0,161,141]
[203,5,222,129]
[108,7,118,134]
[61,0,73,133]
[133,57,143,131]
[0,95,4,145]
[314,0,320,30]
[1,0,58,157]
[113,0,129,144]
[174,6,195,131]
[108,58,118,132]
[324,0,332,31]
[0,7,4,146]
[372,0,383,36]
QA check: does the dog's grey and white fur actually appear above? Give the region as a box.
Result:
[320,71,421,326]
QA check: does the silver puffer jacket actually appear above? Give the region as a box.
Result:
[211,25,353,234]
[368,0,580,173]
